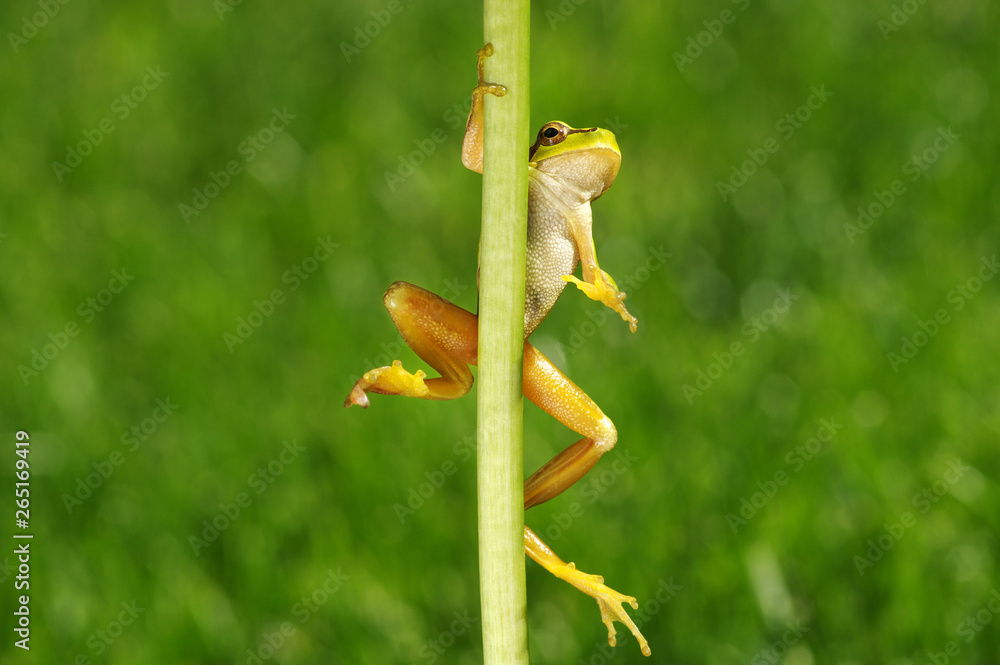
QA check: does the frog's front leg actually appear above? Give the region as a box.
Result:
[520,342,650,656]
[560,207,638,333]
[461,43,506,175]
[344,282,478,408]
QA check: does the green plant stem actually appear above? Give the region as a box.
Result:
[476,2,531,664]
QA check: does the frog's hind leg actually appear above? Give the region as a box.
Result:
[344,281,478,408]
[521,342,615,509]
[520,342,650,655]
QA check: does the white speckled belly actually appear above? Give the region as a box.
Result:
[523,190,579,337]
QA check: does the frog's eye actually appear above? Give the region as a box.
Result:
[529,122,570,158]
[539,122,568,145]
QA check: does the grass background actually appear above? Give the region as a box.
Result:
[2,0,998,663]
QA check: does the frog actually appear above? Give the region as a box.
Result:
[344,44,650,657]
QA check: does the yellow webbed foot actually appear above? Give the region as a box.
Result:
[344,360,429,408]
[550,561,651,657]
[562,266,638,333]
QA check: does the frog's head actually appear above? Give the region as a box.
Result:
[529,121,621,199]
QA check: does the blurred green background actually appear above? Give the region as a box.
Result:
[2,0,998,663]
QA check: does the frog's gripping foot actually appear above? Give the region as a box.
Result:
[562,267,638,333]
[462,43,507,174]
[526,526,650,656]
[554,562,651,657]
[343,360,429,408]
[475,43,507,98]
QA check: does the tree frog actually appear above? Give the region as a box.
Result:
[345,44,650,657]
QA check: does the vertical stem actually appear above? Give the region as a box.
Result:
[477,2,530,664]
